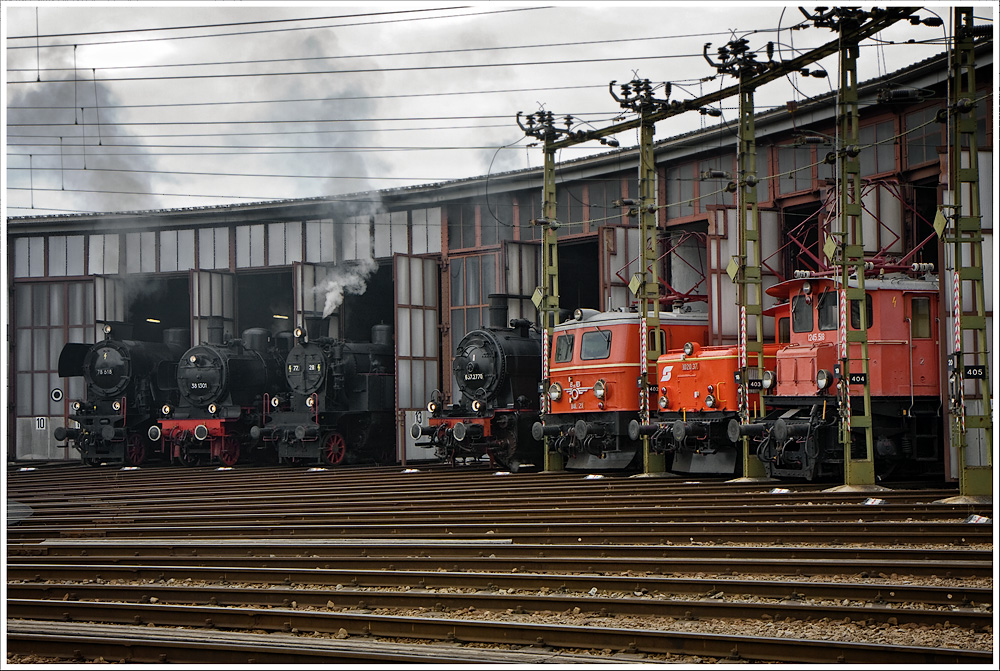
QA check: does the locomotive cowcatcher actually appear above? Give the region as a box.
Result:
[411,294,543,471]
[253,324,396,466]
[54,323,189,466]
[152,325,291,466]
[745,273,944,480]
[533,307,709,469]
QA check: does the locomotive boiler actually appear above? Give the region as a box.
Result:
[152,326,291,466]
[411,294,542,471]
[532,307,710,470]
[253,324,396,466]
[741,274,945,481]
[54,323,189,466]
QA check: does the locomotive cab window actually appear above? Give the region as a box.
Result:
[910,297,932,338]
[850,295,874,330]
[816,291,838,331]
[554,334,575,363]
[791,295,814,333]
[580,329,612,360]
[647,328,665,354]
[777,317,790,344]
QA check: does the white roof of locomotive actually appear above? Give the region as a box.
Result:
[554,308,707,331]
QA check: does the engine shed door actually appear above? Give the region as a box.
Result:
[293,262,338,339]
[93,275,128,342]
[190,270,235,346]
[394,253,440,463]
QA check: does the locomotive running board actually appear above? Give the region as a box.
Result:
[565,450,637,471]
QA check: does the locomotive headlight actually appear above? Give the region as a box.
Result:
[271,396,280,408]
[658,394,668,409]
[472,400,484,412]
[573,308,584,321]
[705,394,717,408]
[762,370,776,389]
[706,385,714,394]
[683,342,695,356]
[189,355,198,364]
[816,369,834,390]
[208,403,218,415]
[103,324,112,335]
[306,396,315,408]
[112,401,122,412]
[161,404,172,416]
[72,401,82,411]
[427,400,438,413]
[547,382,563,401]
[294,327,304,338]
[593,379,607,399]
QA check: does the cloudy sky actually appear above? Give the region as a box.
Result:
[3,2,992,217]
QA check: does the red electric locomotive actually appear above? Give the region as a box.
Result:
[532,308,709,469]
[745,273,944,480]
[637,339,781,475]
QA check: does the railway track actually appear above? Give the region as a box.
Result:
[7,463,994,664]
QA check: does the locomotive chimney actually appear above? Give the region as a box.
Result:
[207,317,224,344]
[162,328,191,350]
[488,293,509,330]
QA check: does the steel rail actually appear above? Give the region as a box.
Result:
[7,565,988,606]
[7,582,991,629]
[7,599,989,664]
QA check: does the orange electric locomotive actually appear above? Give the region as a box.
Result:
[738,273,944,480]
[532,307,709,469]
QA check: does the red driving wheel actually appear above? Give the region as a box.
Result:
[125,434,146,466]
[321,432,347,466]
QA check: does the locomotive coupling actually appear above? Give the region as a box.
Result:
[573,419,607,441]
[672,421,708,442]
[410,423,435,439]
[726,419,768,443]
[531,421,563,441]
[53,426,79,442]
[100,426,125,442]
[627,419,659,441]
[451,421,483,442]
[772,418,811,442]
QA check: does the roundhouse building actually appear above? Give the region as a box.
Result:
[6,48,993,476]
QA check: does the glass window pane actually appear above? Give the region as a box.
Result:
[251,224,265,267]
[481,253,495,297]
[581,330,612,360]
[33,332,48,369]
[178,230,195,271]
[15,285,31,327]
[50,329,63,369]
[268,223,284,266]
[792,295,813,333]
[236,226,250,268]
[34,373,48,415]
[451,308,465,340]
[554,334,574,362]
[850,295,874,330]
[68,283,84,325]
[142,232,157,272]
[49,283,65,326]
[126,233,141,273]
[17,329,32,371]
[912,298,931,338]
[67,236,85,275]
[214,227,229,269]
[49,236,67,276]
[465,307,480,332]
[450,258,464,307]
[33,284,48,326]
[104,235,119,274]
[285,222,301,264]
[17,373,32,415]
[816,291,837,331]
[29,238,45,277]
[15,238,29,277]
[466,255,480,307]
[160,230,178,272]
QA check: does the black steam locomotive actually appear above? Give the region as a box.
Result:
[253,324,396,466]
[411,295,543,471]
[54,323,189,466]
[152,325,291,466]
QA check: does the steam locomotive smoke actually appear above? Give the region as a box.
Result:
[316,258,378,318]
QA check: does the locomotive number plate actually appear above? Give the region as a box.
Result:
[848,373,867,385]
[964,365,987,379]
[746,379,763,391]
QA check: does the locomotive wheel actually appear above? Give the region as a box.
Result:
[218,437,240,467]
[125,435,146,466]
[174,447,201,467]
[321,432,347,466]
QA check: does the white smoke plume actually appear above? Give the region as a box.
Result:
[316,258,379,318]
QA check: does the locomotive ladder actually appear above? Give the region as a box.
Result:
[939,8,993,500]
